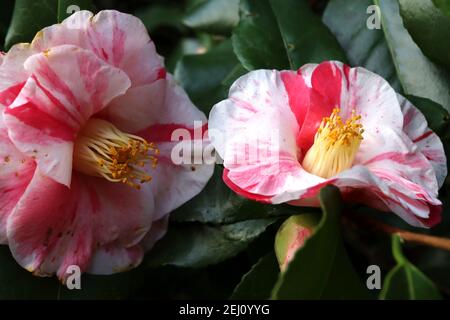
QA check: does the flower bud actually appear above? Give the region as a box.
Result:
[274,214,319,272]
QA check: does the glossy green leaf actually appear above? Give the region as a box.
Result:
[174,40,239,113]
[145,218,277,268]
[136,5,186,32]
[232,0,346,71]
[232,0,289,70]
[171,166,299,224]
[375,0,450,111]
[433,0,450,19]
[183,0,239,35]
[380,235,442,300]
[323,0,401,91]
[221,63,248,89]
[231,252,279,300]
[5,0,94,50]
[0,0,14,50]
[271,186,371,299]
[268,0,346,68]
[399,0,450,71]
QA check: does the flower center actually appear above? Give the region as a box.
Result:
[302,108,363,178]
[73,118,158,190]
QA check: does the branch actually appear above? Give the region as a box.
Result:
[344,213,450,252]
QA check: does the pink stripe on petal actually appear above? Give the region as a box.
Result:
[363,151,429,169]
[5,102,77,141]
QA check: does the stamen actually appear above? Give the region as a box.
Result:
[73,119,158,189]
[302,108,363,178]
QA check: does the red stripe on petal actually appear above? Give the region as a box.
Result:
[343,64,351,90]
[5,102,77,141]
[296,62,344,152]
[34,58,81,112]
[281,70,310,128]
[311,61,342,108]
[0,82,25,107]
[413,131,433,143]
[157,68,167,80]
[32,75,82,127]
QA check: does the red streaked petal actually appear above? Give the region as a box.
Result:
[398,94,447,187]
[6,170,155,280]
[3,45,130,186]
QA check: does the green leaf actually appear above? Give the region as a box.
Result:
[231,252,279,300]
[183,0,240,35]
[221,63,248,89]
[399,0,450,72]
[268,0,346,68]
[0,0,14,50]
[144,218,277,269]
[375,0,450,111]
[171,166,300,224]
[433,0,450,19]
[174,40,239,114]
[271,186,371,299]
[380,235,442,300]
[232,0,289,70]
[5,0,94,50]
[136,5,186,32]
[232,0,346,71]
[323,0,401,91]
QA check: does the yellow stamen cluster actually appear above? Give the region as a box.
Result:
[302,108,364,178]
[74,119,158,189]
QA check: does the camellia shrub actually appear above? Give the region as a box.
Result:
[0,0,450,300]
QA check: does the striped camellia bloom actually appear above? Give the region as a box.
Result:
[0,10,213,279]
[209,61,446,228]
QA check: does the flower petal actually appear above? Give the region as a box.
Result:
[140,215,169,251]
[276,165,440,228]
[209,69,323,198]
[3,45,130,186]
[398,94,447,187]
[0,128,35,243]
[103,74,206,133]
[138,127,214,221]
[6,170,155,280]
[32,10,163,87]
[0,44,36,107]
[87,244,144,275]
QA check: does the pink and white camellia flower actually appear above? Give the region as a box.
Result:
[0,10,213,279]
[209,61,447,228]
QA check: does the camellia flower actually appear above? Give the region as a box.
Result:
[209,61,446,228]
[0,10,213,279]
